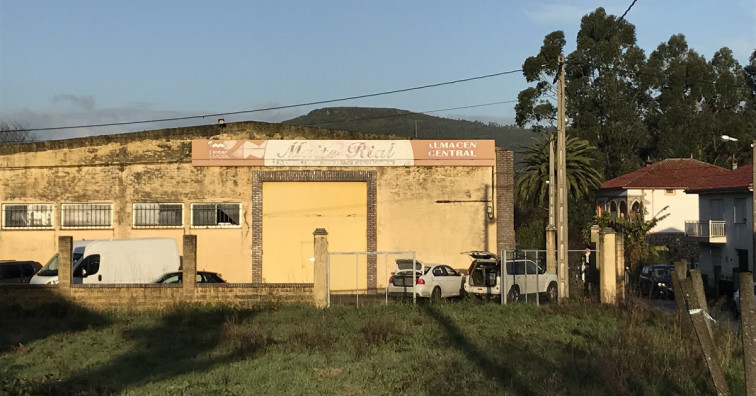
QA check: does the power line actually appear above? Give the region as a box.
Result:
[11,69,523,133]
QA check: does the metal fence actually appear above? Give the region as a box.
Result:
[327,250,415,307]
[497,249,597,304]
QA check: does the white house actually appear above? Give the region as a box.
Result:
[685,163,753,294]
[596,158,731,263]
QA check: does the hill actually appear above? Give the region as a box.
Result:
[283,107,543,163]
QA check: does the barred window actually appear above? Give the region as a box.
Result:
[133,203,183,228]
[62,203,113,229]
[2,204,54,229]
[191,203,241,228]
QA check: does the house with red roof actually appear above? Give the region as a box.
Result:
[596,158,730,234]
[686,163,753,294]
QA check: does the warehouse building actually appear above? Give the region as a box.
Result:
[0,121,514,289]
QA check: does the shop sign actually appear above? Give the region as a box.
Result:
[192,139,495,167]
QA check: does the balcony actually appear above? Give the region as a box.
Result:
[685,220,726,244]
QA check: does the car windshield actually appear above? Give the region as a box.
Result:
[653,268,670,278]
[36,252,84,276]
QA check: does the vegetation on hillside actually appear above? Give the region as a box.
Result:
[284,107,540,155]
[0,300,746,395]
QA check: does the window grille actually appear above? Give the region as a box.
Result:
[133,203,183,228]
[191,203,241,228]
[61,203,113,229]
[1,204,54,229]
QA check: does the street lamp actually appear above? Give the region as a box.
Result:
[721,135,739,142]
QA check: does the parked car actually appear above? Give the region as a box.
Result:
[386,259,465,299]
[733,282,756,314]
[154,271,226,284]
[463,251,558,302]
[0,260,42,284]
[639,265,674,298]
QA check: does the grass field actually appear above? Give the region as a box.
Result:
[0,298,747,395]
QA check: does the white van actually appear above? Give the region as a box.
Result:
[30,240,93,285]
[30,238,180,285]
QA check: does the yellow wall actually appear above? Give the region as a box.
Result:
[262,182,366,285]
[376,166,496,271]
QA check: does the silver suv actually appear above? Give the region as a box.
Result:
[463,251,558,302]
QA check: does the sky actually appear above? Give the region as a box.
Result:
[1,0,754,141]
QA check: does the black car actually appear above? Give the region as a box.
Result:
[0,260,42,284]
[154,271,226,284]
[639,265,674,298]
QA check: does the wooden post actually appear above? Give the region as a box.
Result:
[739,272,756,395]
[673,260,693,338]
[690,269,714,341]
[680,269,729,395]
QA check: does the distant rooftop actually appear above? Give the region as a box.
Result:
[686,163,753,193]
[600,158,730,190]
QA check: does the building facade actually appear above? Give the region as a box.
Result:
[686,164,753,293]
[0,121,514,287]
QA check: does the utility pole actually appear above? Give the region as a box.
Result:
[546,135,556,275]
[556,55,569,299]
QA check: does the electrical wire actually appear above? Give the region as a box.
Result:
[9,69,522,133]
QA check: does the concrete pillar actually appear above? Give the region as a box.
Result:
[58,236,73,290]
[739,272,756,395]
[182,235,197,296]
[600,228,616,305]
[546,225,556,274]
[615,231,625,303]
[313,228,329,308]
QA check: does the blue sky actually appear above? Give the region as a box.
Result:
[1,1,754,140]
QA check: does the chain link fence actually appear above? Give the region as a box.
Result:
[327,251,415,307]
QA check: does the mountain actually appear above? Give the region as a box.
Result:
[282,107,541,159]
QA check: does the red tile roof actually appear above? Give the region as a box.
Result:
[600,158,730,190]
[687,163,753,192]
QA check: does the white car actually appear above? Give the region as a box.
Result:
[387,259,465,299]
[463,251,558,302]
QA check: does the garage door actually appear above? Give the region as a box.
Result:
[262,182,367,284]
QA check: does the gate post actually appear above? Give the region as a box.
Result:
[58,236,73,293]
[600,228,617,305]
[182,235,197,300]
[615,231,625,303]
[313,228,329,308]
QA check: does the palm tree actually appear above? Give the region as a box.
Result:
[515,134,603,207]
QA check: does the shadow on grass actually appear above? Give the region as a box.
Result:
[21,304,266,395]
[419,302,537,395]
[0,295,112,353]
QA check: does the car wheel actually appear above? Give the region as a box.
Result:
[431,286,442,300]
[546,282,558,302]
[507,286,520,303]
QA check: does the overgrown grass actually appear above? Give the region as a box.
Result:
[0,298,746,395]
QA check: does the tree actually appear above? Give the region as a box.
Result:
[0,121,34,145]
[586,208,670,274]
[516,8,649,181]
[516,8,756,180]
[644,38,755,167]
[515,134,603,207]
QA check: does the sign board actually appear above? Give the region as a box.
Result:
[191,139,496,167]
